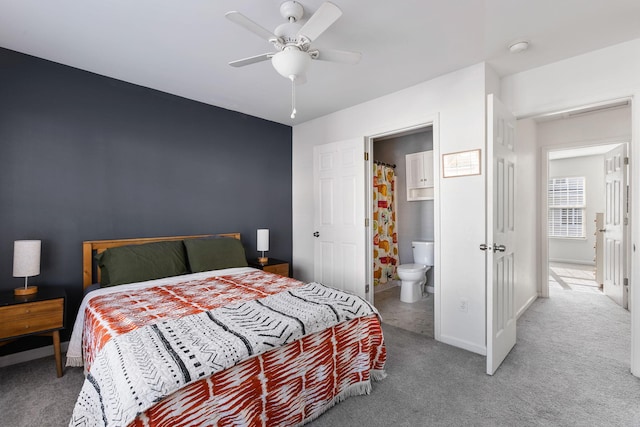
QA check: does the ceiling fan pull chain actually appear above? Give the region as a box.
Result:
[290,76,297,119]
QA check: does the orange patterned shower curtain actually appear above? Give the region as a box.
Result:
[373,163,399,286]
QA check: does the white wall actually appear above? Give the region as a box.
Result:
[501,37,640,376]
[514,118,539,316]
[537,107,632,146]
[548,155,605,265]
[293,63,489,354]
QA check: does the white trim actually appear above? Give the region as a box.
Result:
[0,341,69,368]
[515,97,633,121]
[373,280,400,293]
[516,295,538,319]
[440,334,486,356]
[549,258,596,266]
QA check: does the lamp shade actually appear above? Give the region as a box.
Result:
[257,229,269,252]
[13,240,41,278]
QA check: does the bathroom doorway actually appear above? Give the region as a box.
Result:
[369,125,435,337]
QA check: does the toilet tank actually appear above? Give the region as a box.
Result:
[412,241,434,266]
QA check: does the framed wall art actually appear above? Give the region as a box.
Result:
[442,149,481,178]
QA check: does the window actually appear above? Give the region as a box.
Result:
[548,177,586,238]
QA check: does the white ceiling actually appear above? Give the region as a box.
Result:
[1,0,640,125]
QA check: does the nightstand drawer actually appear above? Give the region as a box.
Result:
[0,299,64,338]
[264,264,289,277]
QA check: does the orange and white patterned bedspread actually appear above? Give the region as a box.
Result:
[80,269,303,371]
[69,268,386,426]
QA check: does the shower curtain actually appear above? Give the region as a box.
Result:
[373,163,399,287]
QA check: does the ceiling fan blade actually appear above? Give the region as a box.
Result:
[229,53,274,68]
[314,49,361,64]
[225,11,278,42]
[296,2,342,42]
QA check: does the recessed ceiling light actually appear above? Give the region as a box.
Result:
[509,40,530,54]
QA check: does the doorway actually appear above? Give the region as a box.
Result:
[368,124,435,337]
[536,101,632,309]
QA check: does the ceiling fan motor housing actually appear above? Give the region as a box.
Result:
[275,22,304,46]
[280,1,304,22]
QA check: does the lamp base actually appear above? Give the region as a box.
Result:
[258,257,269,265]
[15,286,38,296]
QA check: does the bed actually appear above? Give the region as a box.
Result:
[67,233,386,427]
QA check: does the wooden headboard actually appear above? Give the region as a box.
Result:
[82,233,241,289]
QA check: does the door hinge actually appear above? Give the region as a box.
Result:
[364,152,369,161]
[624,157,629,165]
[365,218,369,227]
[365,284,370,293]
[624,217,629,226]
[624,278,629,287]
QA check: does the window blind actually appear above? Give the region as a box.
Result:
[548,177,586,238]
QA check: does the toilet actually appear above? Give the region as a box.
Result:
[397,241,434,303]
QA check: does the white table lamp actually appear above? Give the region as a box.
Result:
[257,229,269,264]
[13,240,41,296]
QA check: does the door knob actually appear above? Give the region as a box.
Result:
[313,231,320,237]
[493,244,506,252]
[479,243,489,251]
[598,228,607,233]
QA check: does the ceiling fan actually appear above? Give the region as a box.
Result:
[225,1,361,119]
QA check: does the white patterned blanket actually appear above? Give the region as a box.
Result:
[69,282,378,427]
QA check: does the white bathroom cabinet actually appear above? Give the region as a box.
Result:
[406,150,434,201]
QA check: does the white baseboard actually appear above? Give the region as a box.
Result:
[549,258,595,266]
[517,294,538,319]
[439,334,486,356]
[0,341,69,368]
[374,280,400,293]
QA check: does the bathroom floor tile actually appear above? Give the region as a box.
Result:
[374,285,434,338]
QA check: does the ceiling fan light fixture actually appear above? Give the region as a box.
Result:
[271,48,311,80]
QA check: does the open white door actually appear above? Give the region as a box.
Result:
[603,144,628,308]
[313,139,366,298]
[486,94,517,375]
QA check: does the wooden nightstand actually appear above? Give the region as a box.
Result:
[0,286,66,377]
[248,258,290,277]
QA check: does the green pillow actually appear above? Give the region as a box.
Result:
[95,240,189,287]
[184,238,248,273]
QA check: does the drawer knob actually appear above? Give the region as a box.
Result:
[25,325,30,329]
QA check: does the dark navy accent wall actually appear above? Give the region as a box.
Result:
[0,48,292,355]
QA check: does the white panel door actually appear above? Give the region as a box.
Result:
[603,144,628,308]
[313,139,366,298]
[486,94,517,375]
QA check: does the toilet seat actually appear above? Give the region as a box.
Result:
[397,263,428,273]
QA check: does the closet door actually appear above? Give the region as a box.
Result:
[312,138,366,298]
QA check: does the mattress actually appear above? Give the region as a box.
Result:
[67,267,386,426]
